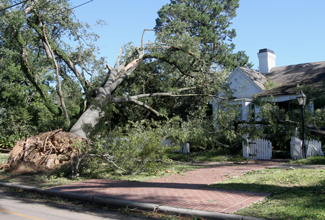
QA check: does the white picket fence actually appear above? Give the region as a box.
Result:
[290,136,324,159]
[242,134,272,160]
[161,138,190,154]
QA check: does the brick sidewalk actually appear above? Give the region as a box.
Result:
[51,161,283,213]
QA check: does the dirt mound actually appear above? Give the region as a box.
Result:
[0,130,88,174]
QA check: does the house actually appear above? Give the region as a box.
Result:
[211,48,325,120]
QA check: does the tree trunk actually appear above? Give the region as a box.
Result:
[70,106,101,138]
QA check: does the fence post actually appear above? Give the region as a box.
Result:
[242,134,249,158]
[269,141,272,159]
[290,136,323,158]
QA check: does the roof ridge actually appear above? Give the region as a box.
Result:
[271,60,325,70]
[238,67,267,90]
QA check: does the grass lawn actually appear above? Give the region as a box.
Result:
[0,154,9,163]
[289,155,325,165]
[168,149,248,163]
[209,156,325,220]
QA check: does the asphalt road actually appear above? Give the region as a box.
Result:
[0,190,155,220]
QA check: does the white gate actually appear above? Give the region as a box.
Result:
[290,136,324,159]
[242,134,272,160]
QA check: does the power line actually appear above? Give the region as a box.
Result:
[0,0,29,12]
[0,0,94,13]
[71,0,94,10]
[48,0,95,17]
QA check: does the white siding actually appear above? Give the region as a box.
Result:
[226,68,263,99]
[211,68,263,121]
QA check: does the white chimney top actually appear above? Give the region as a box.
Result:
[257,48,276,74]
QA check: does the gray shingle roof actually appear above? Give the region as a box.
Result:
[257,61,325,97]
[238,67,267,90]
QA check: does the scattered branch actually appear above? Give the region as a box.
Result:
[111,97,161,117]
[36,6,70,125]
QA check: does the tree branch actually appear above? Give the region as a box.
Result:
[111,97,161,117]
[141,29,155,47]
[144,53,195,78]
[100,154,129,174]
[36,4,70,125]
[15,32,61,116]
[108,88,225,117]
[26,18,90,92]
[105,55,145,94]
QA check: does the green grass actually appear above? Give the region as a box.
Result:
[0,154,9,163]
[289,156,325,165]
[209,168,325,220]
[168,149,248,163]
[75,161,201,183]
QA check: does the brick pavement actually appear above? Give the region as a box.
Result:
[51,161,284,213]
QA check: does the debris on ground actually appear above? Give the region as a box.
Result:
[0,130,88,174]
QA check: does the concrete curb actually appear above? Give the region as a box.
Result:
[0,182,267,220]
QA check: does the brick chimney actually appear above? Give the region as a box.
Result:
[257,48,276,74]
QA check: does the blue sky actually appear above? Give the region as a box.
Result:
[70,0,325,70]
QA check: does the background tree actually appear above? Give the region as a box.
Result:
[0,0,105,141]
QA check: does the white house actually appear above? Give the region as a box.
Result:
[211,48,325,120]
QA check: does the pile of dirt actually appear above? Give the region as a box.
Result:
[0,130,88,174]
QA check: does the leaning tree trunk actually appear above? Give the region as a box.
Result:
[70,106,101,138]
[70,50,145,138]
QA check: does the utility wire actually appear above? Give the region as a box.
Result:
[71,0,93,10]
[0,0,29,12]
[0,0,94,13]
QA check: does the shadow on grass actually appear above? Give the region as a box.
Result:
[209,181,325,194]
[209,181,325,220]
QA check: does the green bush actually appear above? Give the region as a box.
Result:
[72,120,179,177]
[0,134,22,149]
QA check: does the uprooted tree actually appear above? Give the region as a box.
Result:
[1,0,252,175]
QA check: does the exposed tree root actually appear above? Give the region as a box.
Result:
[0,130,88,174]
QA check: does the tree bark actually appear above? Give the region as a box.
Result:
[70,106,101,138]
